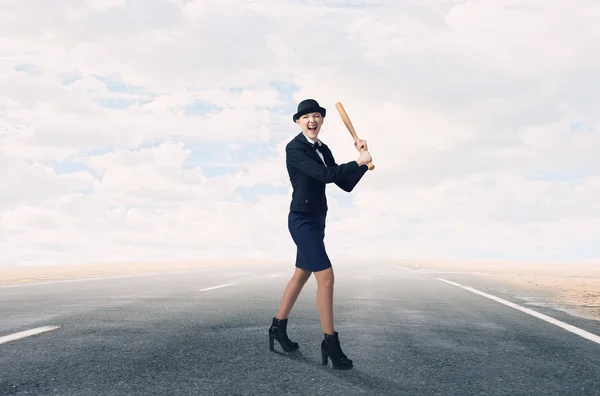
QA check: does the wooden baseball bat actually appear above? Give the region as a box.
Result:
[335,102,375,170]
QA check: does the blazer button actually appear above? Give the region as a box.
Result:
[305,200,308,203]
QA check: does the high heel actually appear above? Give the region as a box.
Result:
[321,331,353,369]
[268,317,299,352]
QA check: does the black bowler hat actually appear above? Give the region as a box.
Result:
[293,99,326,122]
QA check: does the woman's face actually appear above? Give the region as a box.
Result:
[296,112,324,140]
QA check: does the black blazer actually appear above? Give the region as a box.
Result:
[286,132,368,214]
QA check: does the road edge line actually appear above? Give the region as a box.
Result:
[0,325,60,345]
[199,284,234,292]
[436,277,600,346]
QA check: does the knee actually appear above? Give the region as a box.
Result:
[317,272,334,288]
[320,279,334,289]
[292,273,310,285]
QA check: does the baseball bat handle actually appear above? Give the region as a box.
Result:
[359,148,374,170]
[335,102,375,171]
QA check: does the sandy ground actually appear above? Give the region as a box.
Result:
[0,260,282,286]
[389,259,600,321]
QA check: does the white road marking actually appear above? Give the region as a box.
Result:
[266,274,282,278]
[437,278,462,287]
[199,284,234,292]
[0,273,168,288]
[379,260,416,272]
[0,326,60,345]
[0,268,230,288]
[0,265,263,289]
[436,278,600,345]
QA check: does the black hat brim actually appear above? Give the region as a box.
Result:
[293,106,326,122]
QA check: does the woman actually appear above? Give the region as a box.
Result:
[268,99,372,370]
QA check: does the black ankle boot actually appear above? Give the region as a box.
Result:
[269,317,299,352]
[321,331,353,369]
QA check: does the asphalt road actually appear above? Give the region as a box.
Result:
[1,261,600,396]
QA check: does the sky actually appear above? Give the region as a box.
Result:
[1,0,599,266]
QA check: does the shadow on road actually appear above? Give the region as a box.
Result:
[269,349,408,394]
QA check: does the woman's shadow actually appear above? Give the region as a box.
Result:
[270,349,411,395]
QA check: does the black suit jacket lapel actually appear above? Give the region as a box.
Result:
[295,132,326,164]
[319,143,335,167]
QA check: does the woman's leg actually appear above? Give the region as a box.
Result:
[276,267,312,319]
[313,267,335,335]
[314,266,353,369]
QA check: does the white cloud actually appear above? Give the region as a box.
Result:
[442,0,600,74]
[1,0,599,266]
[86,0,126,12]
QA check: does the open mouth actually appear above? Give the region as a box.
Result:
[308,126,317,132]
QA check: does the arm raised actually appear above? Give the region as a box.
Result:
[286,145,360,184]
[329,150,369,192]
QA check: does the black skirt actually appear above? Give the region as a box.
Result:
[288,211,332,272]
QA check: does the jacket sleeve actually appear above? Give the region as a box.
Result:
[329,151,368,192]
[286,144,361,184]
